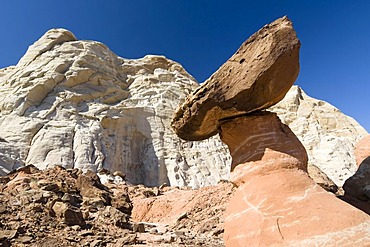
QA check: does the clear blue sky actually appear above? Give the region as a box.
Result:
[1,1,369,131]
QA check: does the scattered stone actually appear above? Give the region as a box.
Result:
[113,171,126,180]
[79,230,94,237]
[133,223,145,233]
[0,229,17,239]
[16,235,33,243]
[37,179,59,191]
[115,234,137,245]
[176,212,188,222]
[52,201,85,226]
[0,205,6,214]
[111,191,132,215]
[142,190,156,198]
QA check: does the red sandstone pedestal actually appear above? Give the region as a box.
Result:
[220,112,370,246]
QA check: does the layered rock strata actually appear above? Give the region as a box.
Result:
[171,16,300,141]
[220,112,370,246]
[0,28,231,188]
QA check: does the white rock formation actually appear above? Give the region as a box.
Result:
[0,28,367,188]
[0,29,231,188]
[270,85,368,186]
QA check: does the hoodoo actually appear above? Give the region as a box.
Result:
[171,16,370,246]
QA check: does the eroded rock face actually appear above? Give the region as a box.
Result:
[0,28,231,188]
[171,16,300,141]
[220,112,370,246]
[355,134,370,166]
[270,85,368,186]
[343,135,370,204]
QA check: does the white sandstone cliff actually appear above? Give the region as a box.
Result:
[0,29,231,188]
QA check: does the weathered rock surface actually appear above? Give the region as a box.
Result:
[355,134,370,165]
[220,112,370,246]
[220,111,307,174]
[0,28,231,188]
[171,16,300,141]
[270,85,368,186]
[307,164,338,194]
[343,157,370,201]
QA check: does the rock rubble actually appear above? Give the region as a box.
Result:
[0,165,230,246]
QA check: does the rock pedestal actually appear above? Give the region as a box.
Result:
[220,112,370,246]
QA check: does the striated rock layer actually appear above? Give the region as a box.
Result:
[220,112,370,246]
[0,28,231,188]
[270,85,368,186]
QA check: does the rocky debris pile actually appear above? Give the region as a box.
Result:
[0,165,235,246]
[0,165,136,246]
[171,16,370,246]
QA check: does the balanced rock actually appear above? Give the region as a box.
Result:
[171,16,300,141]
[169,16,370,246]
[220,112,370,246]
[0,28,231,188]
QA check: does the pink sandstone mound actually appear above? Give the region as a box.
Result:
[220,112,370,246]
